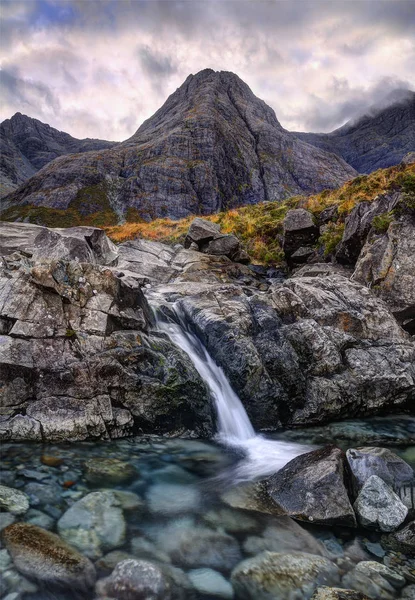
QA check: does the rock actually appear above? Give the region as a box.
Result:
[336,191,401,264]
[231,551,340,600]
[203,507,259,534]
[266,446,357,527]
[24,509,55,531]
[185,218,221,245]
[2,522,96,589]
[203,235,241,260]
[161,521,242,572]
[95,558,172,600]
[40,455,63,468]
[242,519,325,557]
[95,550,134,574]
[188,568,234,599]
[130,537,171,564]
[283,209,319,261]
[382,521,415,556]
[311,588,370,600]
[342,561,406,600]
[0,486,29,515]
[352,215,415,334]
[402,585,415,599]
[57,491,127,559]
[346,447,414,496]
[84,458,138,486]
[354,475,408,532]
[146,483,201,516]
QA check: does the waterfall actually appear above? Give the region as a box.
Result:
[155,305,309,480]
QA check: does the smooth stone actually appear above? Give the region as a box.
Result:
[162,522,242,572]
[231,551,340,600]
[40,455,63,468]
[342,561,406,600]
[24,509,55,531]
[20,469,50,482]
[23,482,61,507]
[130,537,171,564]
[354,475,408,532]
[146,483,201,515]
[95,550,134,575]
[95,558,172,600]
[57,491,126,559]
[243,519,325,557]
[0,548,12,571]
[84,458,138,486]
[188,568,234,599]
[203,507,259,534]
[2,522,96,589]
[0,513,16,532]
[0,486,29,515]
[401,585,415,599]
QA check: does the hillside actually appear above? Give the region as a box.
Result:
[1,70,356,222]
[296,89,415,173]
[0,112,116,197]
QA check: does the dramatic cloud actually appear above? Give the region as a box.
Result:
[0,0,414,140]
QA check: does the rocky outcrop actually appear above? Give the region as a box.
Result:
[296,90,415,173]
[266,446,356,527]
[0,112,116,197]
[185,217,249,262]
[2,70,356,222]
[283,208,319,264]
[1,221,414,441]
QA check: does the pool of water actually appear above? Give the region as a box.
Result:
[1,416,414,600]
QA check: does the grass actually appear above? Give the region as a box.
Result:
[1,161,414,266]
[106,162,414,265]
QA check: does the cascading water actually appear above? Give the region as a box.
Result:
[155,304,309,481]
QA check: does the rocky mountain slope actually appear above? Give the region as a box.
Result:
[0,112,116,197]
[296,89,415,173]
[1,69,356,223]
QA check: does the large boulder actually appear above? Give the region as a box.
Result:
[283,208,319,263]
[353,475,408,532]
[266,446,356,527]
[2,522,96,589]
[184,218,247,262]
[231,551,340,600]
[352,216,415,334]
[346,447,414,496]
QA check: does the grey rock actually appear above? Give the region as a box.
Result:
[311,588,370,600]
[185,218,221,245]
[3,70,356,221]
[188,568,234,599]
[2,522,96,589]
[342,560,406,600]
[231,551,340,600]
[130,537,171,564]
[266,446,357,527]
[24,509,55,531]
[0,513,16,531]
[242,519,325,557]
[296,90,415,173]
[354,475,408,532]
[382,521,415,556]
[283,208,319,261]
[146,483,201,516]
[95,558,171,600]
[0,486,29,515]
[84,458,138,486]
[203,507,259,534]
[57,491,127,559]
[346,447,414,495]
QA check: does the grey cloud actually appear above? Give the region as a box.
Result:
[138,45,178,79]
[0,69,60,114]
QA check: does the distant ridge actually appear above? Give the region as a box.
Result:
[296,89,415,173]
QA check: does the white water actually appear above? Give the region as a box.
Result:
[155,305,309,481]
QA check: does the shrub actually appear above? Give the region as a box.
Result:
[372,211,394,233]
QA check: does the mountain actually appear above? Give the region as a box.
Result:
[296,89,415,174]
[1,69,356,223]
[0,112,117,197]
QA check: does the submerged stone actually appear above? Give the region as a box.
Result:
[96,558,172,600]
[231,551,340,600]
[2,522,96,589]
[0,486,30,515]
[188,568,234,599]
[84,457,139,486]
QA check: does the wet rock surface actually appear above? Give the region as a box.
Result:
[353,476,408,532]
[266,446,356,527]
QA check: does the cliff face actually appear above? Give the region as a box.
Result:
[296,90,415,174]
[2,70,356,221]
[0,112,116,197]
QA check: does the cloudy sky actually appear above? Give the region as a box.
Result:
[1,0,414,141]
